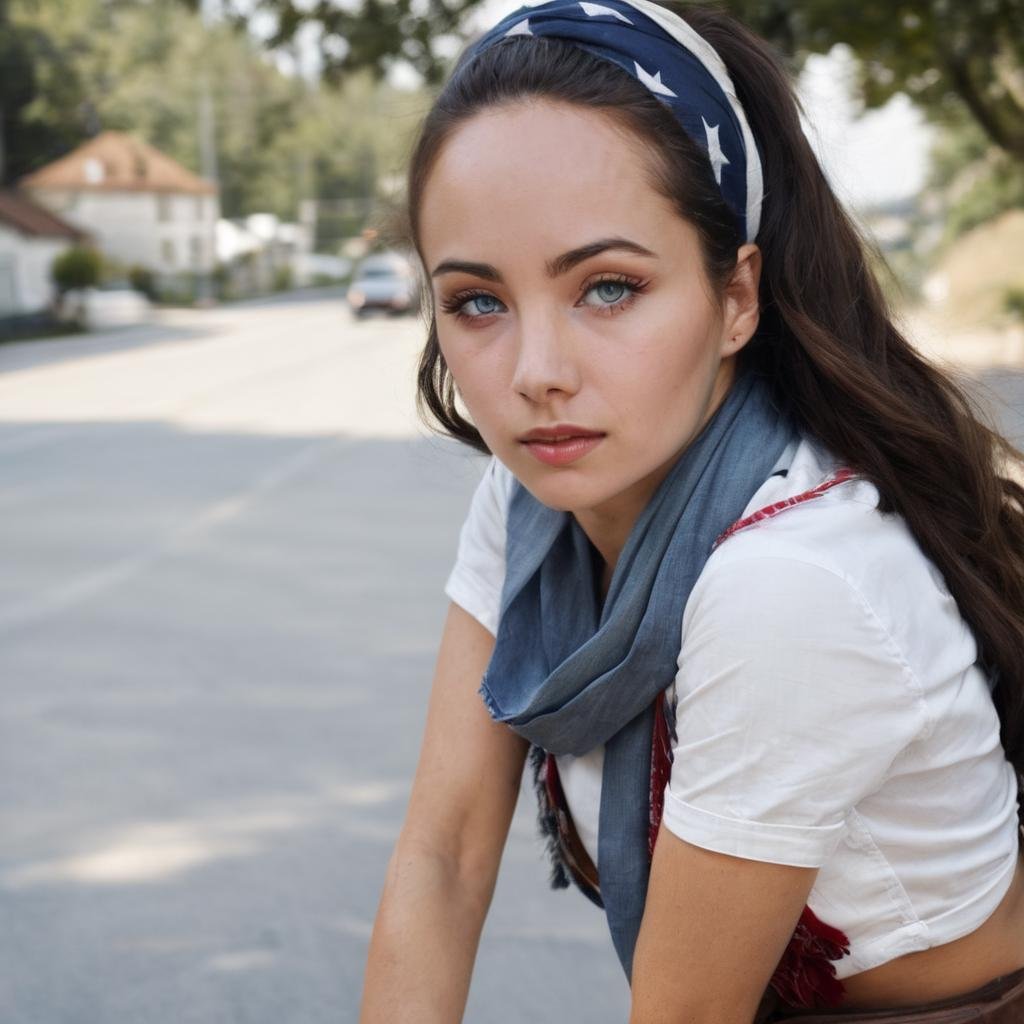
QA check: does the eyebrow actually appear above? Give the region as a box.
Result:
[430,236,658,281]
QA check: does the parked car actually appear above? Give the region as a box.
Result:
[58,283,152,330]
[346,252,421,318]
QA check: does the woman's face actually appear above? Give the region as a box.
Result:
[418,99,759,540]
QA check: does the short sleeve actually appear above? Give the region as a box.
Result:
[662,554,927,868]
[443,457,512,637]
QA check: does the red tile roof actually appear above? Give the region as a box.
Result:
[20,130,217,196]
[0,190,87,239]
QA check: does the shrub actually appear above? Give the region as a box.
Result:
[272,265,293,292]
[52,246,101,293]
[128,265,156,299]
[1005,287,1024,321]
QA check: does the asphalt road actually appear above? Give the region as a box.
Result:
[0,294,626,1024]
[2,293,1021,1024]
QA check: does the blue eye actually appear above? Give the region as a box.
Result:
[441,291,506,320]
[464,294,503,316]
[586,280,630,305]
[581,276,646,314]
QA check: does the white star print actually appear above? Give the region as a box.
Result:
[504,18,532,36]
[702,116,730,185]
[633,62,677,97]
[579,2,633,23]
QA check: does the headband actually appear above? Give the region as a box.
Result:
[463,0,763,242]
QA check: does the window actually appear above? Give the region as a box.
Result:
[161,239,176,267]
[190,236,203,267]
[195,196,205,220]
[83,158,105,184]
[156,194,173,223]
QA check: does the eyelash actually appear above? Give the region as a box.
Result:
[439,274,649,324]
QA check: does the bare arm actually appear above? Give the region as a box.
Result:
[629,823,817,1023]
[360,600,529,1024]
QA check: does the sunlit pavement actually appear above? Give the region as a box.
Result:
[0,292,626,1024]
[2,293,1021,1024]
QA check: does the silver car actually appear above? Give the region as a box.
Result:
[346,252,421,318]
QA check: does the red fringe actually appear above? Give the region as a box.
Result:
[768,906,850,1008]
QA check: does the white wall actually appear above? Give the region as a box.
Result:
[26,189,220,275]
[0,224,69,315]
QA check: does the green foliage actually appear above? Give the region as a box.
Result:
[943,161,1024,239]
[128,265,157,299]
[210,0,1024,165]
[5,0,424,232]
[926,113,1024,243]
[0,6,92,181]
[703,0,1024,161]
[1005,286,1024,320]
[157,271,199,305]
[224,0,478,87]
[51,245,101,292]
[271,265,293,291]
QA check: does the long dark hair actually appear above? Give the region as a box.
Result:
[401,2,1024,820]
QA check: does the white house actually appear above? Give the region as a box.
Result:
[20,131,218,281]
[0,189,87,316]
[215,212,319,296]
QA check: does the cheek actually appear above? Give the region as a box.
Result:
[438,334,505,415]
[599,318,719,425]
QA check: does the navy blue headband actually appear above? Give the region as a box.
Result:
[463,0,763,242]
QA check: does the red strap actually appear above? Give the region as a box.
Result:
[712,467,857,551]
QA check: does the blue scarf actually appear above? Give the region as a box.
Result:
[479,367,800,978]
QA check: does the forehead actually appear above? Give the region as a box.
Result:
[418,100,682,263]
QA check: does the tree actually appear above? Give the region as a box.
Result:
[52,245,101,292]
[5,0,424,231]
[925,107,1024,241]
[221,0,1024,162]
[0,0,99,183]
[223,0,481,87]
[726,0,1024,160]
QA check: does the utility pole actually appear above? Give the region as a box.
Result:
[196,0,220,305]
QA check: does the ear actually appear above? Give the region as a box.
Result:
[720,243,761,357]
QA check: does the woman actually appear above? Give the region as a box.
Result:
[360,1,1024,1020]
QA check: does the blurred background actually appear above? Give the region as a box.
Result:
[1,1,1022,1022]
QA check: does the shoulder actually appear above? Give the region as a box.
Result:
[672,431,978,781]
[667,449,935,862]
[691,433,959,682]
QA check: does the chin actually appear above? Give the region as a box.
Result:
[518,471,609,514]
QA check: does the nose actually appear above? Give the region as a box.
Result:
[509,308,582,404]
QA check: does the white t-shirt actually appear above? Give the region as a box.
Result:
[443,435,1020,979]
